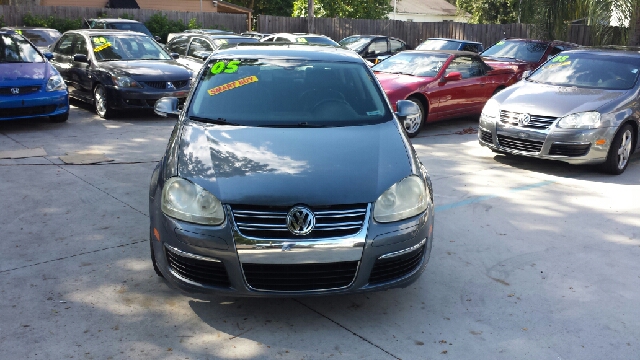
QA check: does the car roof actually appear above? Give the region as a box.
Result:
[407,49,479,56]
[560,46,640,57]
[501,38,578,47]
[213,44,364,62]
[70,29,148,36]
[426,38,482,45]
[1,26,59,31]
[271,33,328,38]
[87,18,142,24]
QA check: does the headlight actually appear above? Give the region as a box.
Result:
[112,75,142,88]
[481,98,500,121]
[556,112,601,129]
[46,74,66,92]
[374,175,429,223]
[161,177,224,225]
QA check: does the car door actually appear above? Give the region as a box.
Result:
[432,55,486,118]
[49,33,75,87]
[185,37,214,73]
[363,38,388,62]
[69,34,93,99]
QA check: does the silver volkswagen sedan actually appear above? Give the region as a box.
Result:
[479,47,639,174]
[149,45,434,296]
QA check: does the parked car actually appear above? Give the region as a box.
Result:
[481,38,578,80]
[84,18,161,42]
[479,47,640,175]
[261,33,339,46]
[416,38,483,53]
[166,33,259,73]
[1,27,62,53]
[373,50,517,137]
[339,35,408,63]
[241,31,270,40]
[167,29,236,43]
[150,44,434,296]
[48,29,191,119]
[0,30,69,122]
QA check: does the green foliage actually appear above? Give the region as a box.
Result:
[144,13,186,43]
[22,13,83,33]
[226,0,295,16]
[0,15,5,28]
[118,13,136,20]
[456,0,518,24]
[292,0,393,19]
[188,18,202,30]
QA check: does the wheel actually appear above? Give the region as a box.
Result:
[404,97,425,138]
[49,111,69,123]
[150,231,164,278]
[601,124,634,175]
[94,84,115,119]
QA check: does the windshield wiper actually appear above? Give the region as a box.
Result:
[189,116,240,126]
[259,122,328,128]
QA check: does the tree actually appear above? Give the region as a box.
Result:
[456,0,518,24]
[292,0,393,19]
[225,0,295,17]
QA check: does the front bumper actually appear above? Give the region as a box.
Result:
[478,114,617,165]
[149,199,434,297]
[0,90,68,121]
[106,86,189,110]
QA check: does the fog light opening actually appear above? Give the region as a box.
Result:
[153,228,161,241]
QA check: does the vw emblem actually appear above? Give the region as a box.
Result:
[286,206,315,235]
[166,82,176,90]
[10,88,19,95]
[517,113,531,126]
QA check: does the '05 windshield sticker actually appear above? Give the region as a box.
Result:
[210,60,241,75]
[93,42,112,52]
[551,55,569,63]
[208,75,258,96]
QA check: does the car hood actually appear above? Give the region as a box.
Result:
[98,60,191,80]
[375,71,434,93]
[0,62,49,84]
[497,81,628,117]
[176,120,413,206]
[483,58,534,72]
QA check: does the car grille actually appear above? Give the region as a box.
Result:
[242,261,359,291]
[231,204,367,240]
[143,80,189,89]
[480,129,493,143]
[369,245,425,285]
[548,143,591,157]
[500,110,557,129]
[497,134,544,153]
[165,247,230,288]
[1,105,57,118]
[0,86,41,95]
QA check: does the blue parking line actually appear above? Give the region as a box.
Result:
[435,180,555,213]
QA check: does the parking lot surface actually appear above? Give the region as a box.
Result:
[1,103,639,359]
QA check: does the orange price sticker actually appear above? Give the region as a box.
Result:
[207,76,258,96]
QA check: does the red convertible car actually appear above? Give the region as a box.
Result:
[373,50,517,137]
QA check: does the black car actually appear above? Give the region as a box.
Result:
[166,33,259,73]
[339,35,408,63]
[84,18,160,42]
[1,27,62,53]
[48,29,192,118]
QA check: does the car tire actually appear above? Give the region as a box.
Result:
[601,123,634,175]
[150,231,164,278]
[404,97,425,138]
[94,84,115,119]
[49,111,69,123]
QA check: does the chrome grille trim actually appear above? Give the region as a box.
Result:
[500,110,557,129]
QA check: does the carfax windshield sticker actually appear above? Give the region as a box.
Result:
[210,60,241,75]
[296,37,308,43]
[93,42,112,52]
[207,75,258,96]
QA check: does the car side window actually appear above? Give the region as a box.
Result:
[54,33,75,56]
[549,46,563,57]
[187,38,213,58]
[72,35,88,56]
[390,39,405,53]
[167,36,189,55]
[462,44,477,52]
[448,56,484,78]
[275,37,290,42]
[367,39,388,55]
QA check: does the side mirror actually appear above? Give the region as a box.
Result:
[43,52,54,60]
[73,54,89,63]
[170,52,180,60]
[395,100,420,119]
[154,97,180,118]
[443,72,462,81]
[193,51,211,61]
[521,70,531,79]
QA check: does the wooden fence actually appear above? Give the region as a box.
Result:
[258,15,626,48]
[0,5,249,32]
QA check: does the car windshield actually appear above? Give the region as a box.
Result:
[16,29,61,47]
[91,35,171,61]
[339,37,373,51]
[0,34,44,63]
[106,23,153,37]
[416,39,460,51]
[188,58,391,126]
[528,52,640,90]
[372,52,449,77]
[482,40,548,62]
[298,37,338,46]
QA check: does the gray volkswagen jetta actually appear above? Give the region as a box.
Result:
[149,44,435,296]
[479,47,639,174]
